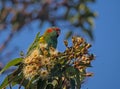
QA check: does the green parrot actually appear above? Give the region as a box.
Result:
[27,27,61,55]
[0,27,60,88]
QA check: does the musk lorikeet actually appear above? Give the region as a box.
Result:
[27,27,61,55]
[0,27,61,88]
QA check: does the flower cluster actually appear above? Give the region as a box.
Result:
[22,36,95,88]
[62,36,95,81]
[0,36,95,89]
[23,43,58,79]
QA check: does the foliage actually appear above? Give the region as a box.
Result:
[0,34,95,89]
[0,0,96,53]
[0,0,96,88]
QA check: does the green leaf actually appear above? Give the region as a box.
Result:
[65,66,82,89]
[65,31,73,39]
[12,73,30,88]
[46,83,53,89]
[27,32,40,55]
[25,76,38,89]
[75,69,81,89]
[0,65,31,89]
[65,66,76,77]
[0,73,13,89]
[0,58,23,74]
[70,78,75,89]
[0,67,22,89]
[37,79,47,89]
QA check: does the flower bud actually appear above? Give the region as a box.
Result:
[85,44,91,49]
[64,40,68,47]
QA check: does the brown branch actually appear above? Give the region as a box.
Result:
[8,74,12,89]
[18,78,25,89]
[0,31,14,53]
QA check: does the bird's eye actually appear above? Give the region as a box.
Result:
[55,27,60,31]
[54,27,61,37]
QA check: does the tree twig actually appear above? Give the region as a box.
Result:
[7,74,12,89]
[18,78,25,89]
[0,31,14,53]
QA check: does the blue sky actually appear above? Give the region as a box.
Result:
[0,0,120,89]
[85,0,120,89]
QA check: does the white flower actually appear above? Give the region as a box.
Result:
[41,57,50,66]
[24,56,32,64]
[49,47,58,56]
[39,43,48,48]
[23,64,38,79]
[30,49,39,59]
[40,69,49,78]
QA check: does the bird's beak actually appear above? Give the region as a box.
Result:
[57,30,61,36]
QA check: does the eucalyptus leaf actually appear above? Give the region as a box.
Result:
[0,58,23,74]
[37,79,47,89]
[70,78,75,89]
[75,69,81,89]
[65,31,73,39]
[0,73,13,89]
[0,67,22,89]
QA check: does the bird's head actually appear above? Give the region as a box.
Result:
[44,27,61,38]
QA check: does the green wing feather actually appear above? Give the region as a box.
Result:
[27,32,40,55]
[27,28,58,55]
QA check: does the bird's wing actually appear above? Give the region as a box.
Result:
[27,32,40,55]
